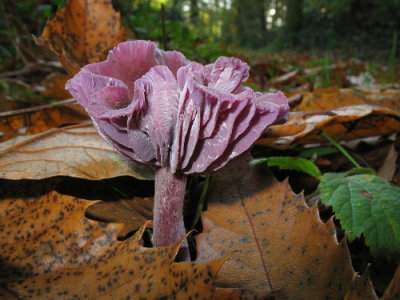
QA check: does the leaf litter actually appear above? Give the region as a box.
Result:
[1,0,399,298]
[0,122,153,180]
[0,180,234,300]
[196,154,361,299]
[35,0,127,75]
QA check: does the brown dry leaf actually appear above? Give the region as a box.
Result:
[0,99,88,143]
[344,271,379,300]
[0,181,231,300]
[86,197,153,236]
[378,145,399,181]
[40,72,72,100]
[0,121,153,180]
[5,230,227,299]
[196,154,358,299]
[382,265,400,300]
[259,105,400,149]
[35,0,127,75]
[295,88,400,112]
[0,181,123,282]
[0,288,16,300]
[270,70,302,87]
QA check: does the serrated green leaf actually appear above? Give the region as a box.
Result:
[251,157,322,179]
[320,172,400,254]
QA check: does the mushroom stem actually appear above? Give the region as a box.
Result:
[153,167,188,259]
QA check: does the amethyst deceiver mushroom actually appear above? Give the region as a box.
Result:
[66,40,289,257]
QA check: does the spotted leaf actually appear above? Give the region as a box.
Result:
[196,154,360,299]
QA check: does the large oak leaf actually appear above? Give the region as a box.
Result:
[196,154,361,299]
[0,181,230,299]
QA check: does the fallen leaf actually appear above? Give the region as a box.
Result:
[0,122,154,180]
[270,69,302,86]
[0,181,231,299]
[344,270,378,300]
[260,105,400,149]
[35,0,127,75]
[0,288,16,300]
[0,180,123,282]
[382,264,400,300]
[295,88,400,113]
[86,197,153,236]
[39,72,72,100]
[4,229,227,299]
[0,99,88,143]
[378,145,398,181]
[196,154,358,299]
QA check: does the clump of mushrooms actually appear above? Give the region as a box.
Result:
[66,40,289,259]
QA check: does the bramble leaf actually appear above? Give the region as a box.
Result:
[320,172,400,254]
[251,156,322,179]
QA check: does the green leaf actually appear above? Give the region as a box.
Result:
[320,172,400,254]
[251,157,322,179]
[299,147,338,159]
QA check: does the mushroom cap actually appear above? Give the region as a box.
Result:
[66,40,290,174]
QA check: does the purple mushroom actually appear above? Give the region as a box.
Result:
[66,40,289,259]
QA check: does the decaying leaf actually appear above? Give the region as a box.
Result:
[378,145,398,181]
[0,122,153,180]
[260,105,400,149]
[35,0,127,75]
[0,287,16,300]
[86,197,153,236]
[0,99,88,143]
[295,88,400,113]
[344,270,379,300]
[196,154,358,299]
[382,265,400,300]
[39,72,73,100]
[0,181,231,299]
[0,180,123,282]
[4,223,226,299]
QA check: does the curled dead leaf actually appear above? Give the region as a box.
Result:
[260,105,400,149]
[0,122,154,180]
[295,88,400,113]
[86,197,154,237]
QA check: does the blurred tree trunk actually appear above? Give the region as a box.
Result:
[190,0,199,23]
[234,0,267,47]
[285,0,303,44]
